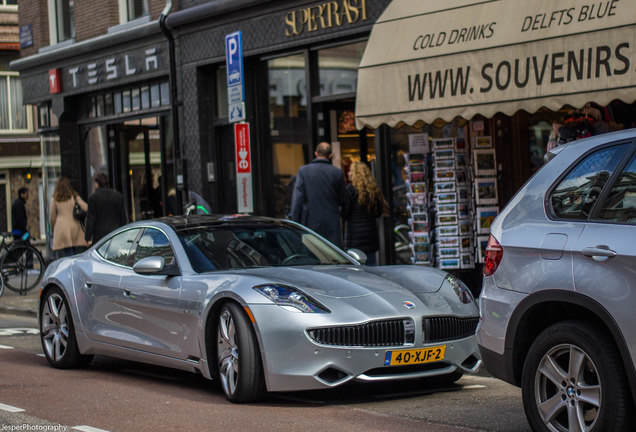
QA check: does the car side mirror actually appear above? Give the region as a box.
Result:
[347,248,367,264]
[133,256,180,276]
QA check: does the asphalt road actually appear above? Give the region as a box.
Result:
[0,313,531,432]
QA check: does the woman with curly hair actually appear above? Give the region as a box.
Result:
[49,177,89,258]
[342,161,389,265]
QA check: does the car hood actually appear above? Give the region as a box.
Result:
[240,265,446,298]
[234,265,472,317]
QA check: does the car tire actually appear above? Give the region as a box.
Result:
[216,302,265,403]
[521,320,632,432]
[39,287,93,369]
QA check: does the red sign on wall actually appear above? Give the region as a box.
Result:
[235,122,251,174]
[234,122,253,213]
[49,69,62,94]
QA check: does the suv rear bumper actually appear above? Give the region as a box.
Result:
[478,344,518,386]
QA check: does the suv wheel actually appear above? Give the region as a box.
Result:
[521,320,632,432]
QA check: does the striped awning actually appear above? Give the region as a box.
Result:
[356,0,636,129]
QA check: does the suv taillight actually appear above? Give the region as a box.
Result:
[483,235,503,277]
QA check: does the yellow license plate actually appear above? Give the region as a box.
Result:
[384,346,446,366]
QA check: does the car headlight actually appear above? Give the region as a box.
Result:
[443,275,474,304]
[253,284,330,313]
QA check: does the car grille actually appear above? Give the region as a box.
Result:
[307,319,415,347]
[423,316,479,343]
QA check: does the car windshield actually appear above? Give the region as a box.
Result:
[177,223,353,272]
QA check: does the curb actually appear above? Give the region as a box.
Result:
[0,304,38,318]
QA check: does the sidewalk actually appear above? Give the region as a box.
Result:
[0,240,48,317]
[0,283,39,317]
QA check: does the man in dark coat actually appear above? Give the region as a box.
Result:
[290,142,346,247]
[85,172,128,244]
[11,187,29,240]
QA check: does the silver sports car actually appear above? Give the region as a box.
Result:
[39,215,481,402]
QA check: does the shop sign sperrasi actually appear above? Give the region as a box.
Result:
[356,0,636,127]
[285,0,367,36]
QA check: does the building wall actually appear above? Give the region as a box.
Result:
[150,0,179,19]
[17,0,177,56]
[74,2,119,42]
[14,0,48,56]
[9,170,41,239]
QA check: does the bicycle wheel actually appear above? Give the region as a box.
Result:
[1,244,44,294]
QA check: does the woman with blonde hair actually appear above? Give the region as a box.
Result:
[50,177,89,258]
[342,161,389,265]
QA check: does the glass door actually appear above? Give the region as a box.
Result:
[113,123,162,222]
[317,100,376,180]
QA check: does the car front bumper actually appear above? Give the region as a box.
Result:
[249,305,482,393]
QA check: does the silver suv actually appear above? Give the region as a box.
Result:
[477,128,636,432]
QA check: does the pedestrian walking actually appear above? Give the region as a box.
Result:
[11,187,29,241]
[85,172,128,244]
[290,142,347,247]
[342,161,389,266]
[50,177,89,258]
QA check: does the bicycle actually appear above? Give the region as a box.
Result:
[0,232,45,297]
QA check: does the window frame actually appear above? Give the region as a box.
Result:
[0,72,33,133]
[0,0,18,11]
[47,0,75,46]
[119,0,150,24]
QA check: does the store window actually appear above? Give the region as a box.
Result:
[42,132,61,256]
[268,54,308,218]
[528,121,551,174]
[317,41,366,97]
[48,0,74,44]
[0,73,29,132]
[85,125,109,194]
[86,81,170,119]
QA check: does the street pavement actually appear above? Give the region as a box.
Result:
[0,280,39,317]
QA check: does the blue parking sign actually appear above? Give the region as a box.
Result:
[225,31,243,88]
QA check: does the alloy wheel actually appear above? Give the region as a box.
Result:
[41,293,69,362]
[218,308,239,396]
[534,343,600,432]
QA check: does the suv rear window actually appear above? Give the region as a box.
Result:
[550,144,628,219]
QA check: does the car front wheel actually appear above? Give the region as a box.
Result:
[216,302,265,403]
[521,320,632,432]
[39,287,93,368]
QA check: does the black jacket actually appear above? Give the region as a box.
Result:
[85,187,128,243]
[290,158,346,247]
[342,184,382,253]
[11,197,28,235]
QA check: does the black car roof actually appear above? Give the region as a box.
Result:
[158,214,292,233]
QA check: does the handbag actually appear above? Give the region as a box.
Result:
[73,196,87,225]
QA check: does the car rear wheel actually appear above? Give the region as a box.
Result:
[39,287,93,368]
[216,302,265,403]
[521,320,632,432]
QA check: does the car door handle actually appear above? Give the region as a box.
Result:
[123,288,132,297]
[582,245,616,261]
